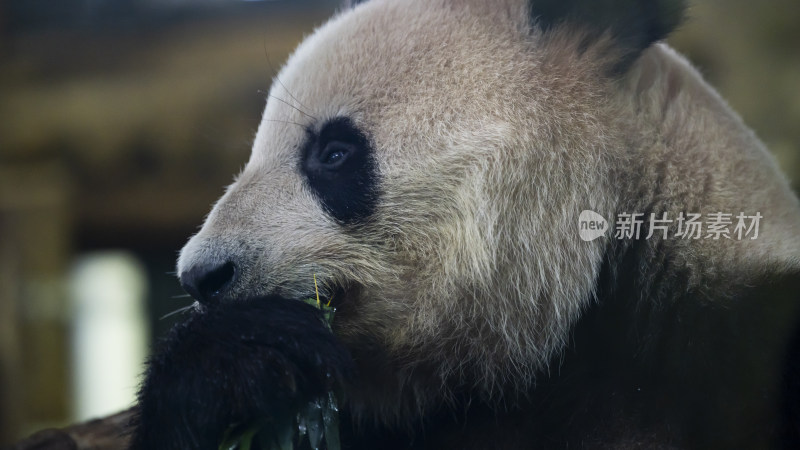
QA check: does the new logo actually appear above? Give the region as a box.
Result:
[579,210,608,241]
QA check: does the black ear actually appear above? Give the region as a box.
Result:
[343,0,369,8]
[529,0,686,73]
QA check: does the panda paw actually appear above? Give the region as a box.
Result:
[128,296,353,450]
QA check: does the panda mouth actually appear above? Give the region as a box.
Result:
[296,283,347,309]
[321,284,348,308]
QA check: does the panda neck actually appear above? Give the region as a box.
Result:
[610,43,800,293]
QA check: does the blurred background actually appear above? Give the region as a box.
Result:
[0,0,798,445]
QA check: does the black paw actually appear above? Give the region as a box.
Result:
[129,296,353,450]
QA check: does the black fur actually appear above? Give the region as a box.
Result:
[782,320,800,446]
[530,0,686,73]
[300,117,380,225]
[129,296,353,450]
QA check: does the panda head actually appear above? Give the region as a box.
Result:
[174,0,799,422]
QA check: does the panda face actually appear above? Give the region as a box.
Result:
[178,0,613,401]
[137,0,800,447]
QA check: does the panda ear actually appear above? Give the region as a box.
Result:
[529,0,687,73]
[343,0,369,8]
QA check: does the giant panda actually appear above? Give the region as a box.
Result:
[130,0,800,448]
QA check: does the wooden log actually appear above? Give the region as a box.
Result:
[7,409,133,450]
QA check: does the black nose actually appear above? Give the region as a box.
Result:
[180,261,237,304]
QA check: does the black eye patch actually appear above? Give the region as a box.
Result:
[300,117,379,225]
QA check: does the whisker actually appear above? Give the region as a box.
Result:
[160,303,198,320]
[262,92,317,120]
[271,76,314,118]
[171,294,193,299]
[263,118,308,128]
[264,50,315,118]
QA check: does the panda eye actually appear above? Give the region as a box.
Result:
[318,142,352,169]
[299,117,380,225]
